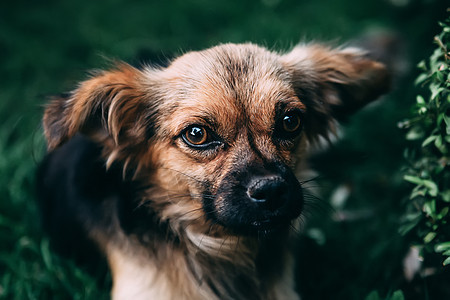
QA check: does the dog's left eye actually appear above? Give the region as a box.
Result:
[282,112,301,133]
[277,111,303,139]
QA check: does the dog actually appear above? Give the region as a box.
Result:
[37,42,390,299]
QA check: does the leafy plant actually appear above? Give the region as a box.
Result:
[365,290,404,300]
[400,16,450,266]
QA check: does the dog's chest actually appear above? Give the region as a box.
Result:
[107,240,300,300]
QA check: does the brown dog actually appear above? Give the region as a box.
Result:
[37,43,390,299]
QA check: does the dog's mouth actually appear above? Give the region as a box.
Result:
[249,217,293,234]
[204,194,303,237]
[211,211,300,237]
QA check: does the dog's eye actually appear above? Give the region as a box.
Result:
[184,126,208,146]
[274,110,304,142]
[282,112,301,133]
[181,125,223,150]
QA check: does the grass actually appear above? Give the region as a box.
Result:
[0,0,449,299]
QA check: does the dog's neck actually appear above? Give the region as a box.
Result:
[105,206,298,300]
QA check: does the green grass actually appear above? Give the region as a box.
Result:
[0,0,449,299]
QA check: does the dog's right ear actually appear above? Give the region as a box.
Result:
[43,64,159,153]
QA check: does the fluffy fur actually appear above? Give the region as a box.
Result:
[37,42,390,299]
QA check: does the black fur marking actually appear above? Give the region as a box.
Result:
[36,135,171,263]
[212,160,303,236]
[246,132,264,161]
[36,135,114,263]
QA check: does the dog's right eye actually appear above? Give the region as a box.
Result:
[184,126,208,145]
[181,125,224,150]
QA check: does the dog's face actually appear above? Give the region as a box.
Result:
[157,45,308,235]
[43,43,389,236]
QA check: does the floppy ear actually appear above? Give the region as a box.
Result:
[280,44,391,140]
[43,64,158,164]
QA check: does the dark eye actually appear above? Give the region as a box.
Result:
[274,110,304,142]
[184,126,208,146]
[282,112,301,133]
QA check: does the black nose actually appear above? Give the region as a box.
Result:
[247,176,289,211]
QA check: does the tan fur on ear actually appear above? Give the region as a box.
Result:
[282,44,391,106]
[280,44,391,139]
[43,64,157,152]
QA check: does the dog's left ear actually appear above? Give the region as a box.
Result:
[281,44,391,140]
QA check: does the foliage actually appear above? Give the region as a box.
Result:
[400,16,450,267]
[365,290,404,300]
[0,0,449,299]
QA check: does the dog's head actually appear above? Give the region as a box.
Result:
[43,43,389,236]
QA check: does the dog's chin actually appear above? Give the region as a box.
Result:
[247,218,293,237]
[215,213,300,238]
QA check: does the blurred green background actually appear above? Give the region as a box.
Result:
[0,0,449,299]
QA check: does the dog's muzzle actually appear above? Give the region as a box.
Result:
[206,163,304,235]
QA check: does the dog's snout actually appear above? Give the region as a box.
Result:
[247,177,288,211]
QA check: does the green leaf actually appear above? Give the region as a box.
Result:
[410,187,426,199]
[435,70,444,82]
[423,180,439,197]
[399,213,422,235]
[434,135,443,149]
[40,239,53,271]
[406,127,424,140]
[417,60,427,71]
[415,73,429,86]
[424,232,437,243]
[444,115,450,135]
[441,190,450,202]
[437,112,445,127]
[391,290,405,300]
[418,106,427,114]
[443,257,450,266]
[422,135,437,147]
[416,95,426,105]
[430,84,444,100]
[399,222,419,235]
[406,130,419,140]
[423,200,436,217]
[404,175,424,185]
[365,291,381,300]
[437,207,449,220]
[435,242,450,252]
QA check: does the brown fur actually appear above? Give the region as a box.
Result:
[41,43,390,299]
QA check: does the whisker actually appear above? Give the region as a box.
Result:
[289,223,302,236]
[234,236,241,252]
[195,234,206,254]
[177,207,204,218]
[135,192,214,209]
[303,198,333,216]
[298,215,310,233]
[217,235,229,257]
[302,189,332,211]
[158,167,220,189]
[299,175,324,185]
[133,193,193,210]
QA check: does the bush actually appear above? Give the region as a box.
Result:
[400,16,450,268]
